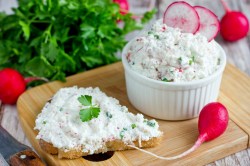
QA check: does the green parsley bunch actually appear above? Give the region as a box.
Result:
[0,0,155,81]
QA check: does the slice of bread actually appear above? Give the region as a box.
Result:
[35,87,162,159]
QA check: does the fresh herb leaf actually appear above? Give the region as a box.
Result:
[192,55,195,62]
[189,55,195,65]
[78,95,100,122]
[78,95,92,106]
[120,131,125,139]
[19,20,30,41]
[119,128,127,139]
[106,112,113,119]
[144,119,156,127]
[162,78,173,82]
[154,34,160,39]
[189,59,193,65]
[42,121,47,124]
[141,9,157,24]
[147,120,156,127]
[217,58,221,65]
[178,57,182,65]
[131,123,136,129]
[79,107,100,122]
[148,31,153,35]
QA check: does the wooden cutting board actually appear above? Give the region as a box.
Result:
[17,62,250,166]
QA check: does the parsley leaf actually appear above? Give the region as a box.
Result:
[78,95,100,122]
[79,107,100,122]
[78,95,92,106]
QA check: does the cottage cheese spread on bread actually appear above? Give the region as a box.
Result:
[127,20,221,82]
[35,86,162,158]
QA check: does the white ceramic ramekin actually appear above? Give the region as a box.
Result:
[121,40,227,120]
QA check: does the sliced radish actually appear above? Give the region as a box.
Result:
[163,1,200,34]
[194,6,220,41]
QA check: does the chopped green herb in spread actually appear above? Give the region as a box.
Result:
[42,121,46,124]
[189,59,193,65]
[78,95,100,122]
[192,55,195,62]
[146,120,156,127]
[120,128,128,139]
[148,31,159,39]
[217,58,221,65]
[178,57,182,65]
[154,34,160,39]
[162,78,173,82]
[189,55,195,65]
[106,112,113,119]
[131,124,136,129]
[148,31,153,35]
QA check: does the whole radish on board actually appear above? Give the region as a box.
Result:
[220,0,249,41]
[163,1,220,42]
[113,0,129,15]
[169,102,229,159]
[129,102,229,160]
[0,68,47,104]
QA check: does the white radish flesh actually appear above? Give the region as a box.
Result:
[194,6,220,41]
[163,1,200,34]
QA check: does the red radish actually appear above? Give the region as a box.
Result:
[128,102,229,160]
[113,0,129,15]
[194,6,220,42]
[163,1,200,34]
[166,102,229,159]
[220,0,249,41]
[0,68,48,104]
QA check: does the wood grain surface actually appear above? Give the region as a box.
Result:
[16,62,249,166]
[1,0,250,165]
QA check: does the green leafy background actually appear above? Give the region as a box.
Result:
[0,0,155,81]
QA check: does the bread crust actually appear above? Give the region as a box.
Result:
[39,137,161,159]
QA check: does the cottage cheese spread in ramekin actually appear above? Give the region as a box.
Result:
[126,20,222,82]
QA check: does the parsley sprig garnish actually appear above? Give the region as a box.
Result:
[78,95,100,122]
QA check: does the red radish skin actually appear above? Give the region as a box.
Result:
[113,0,129,15]
[167,102,229,159]
[128,102,229,160]
[194,6,220,42]
[198,102,229,141]
[163,1,200,34]
[113,0,154,20]
[0,68,48,105]
[220,0,249,41]
[0,68,26,104]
